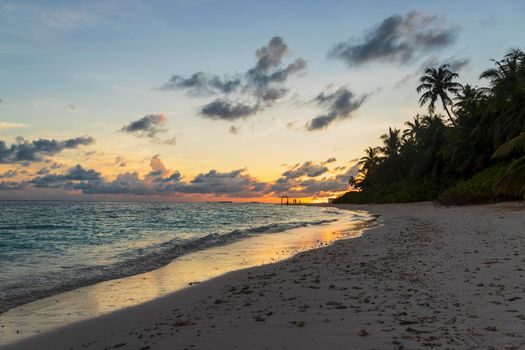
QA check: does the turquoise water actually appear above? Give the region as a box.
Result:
[0,201,359,313]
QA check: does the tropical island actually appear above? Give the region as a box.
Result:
[336,49,525,205]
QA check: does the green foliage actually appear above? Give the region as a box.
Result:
[335,178,440,204]
[492,133,525,160]
[494,156,525,198]
[438,163,513,205]
[336,48,525,206]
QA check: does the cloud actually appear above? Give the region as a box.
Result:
[0,136,94,164]
[177,168,269,197]
[201,100,261,121]
[329,11,458,67]
[448,57,471,72]
[162,137,177,145]
[0,122,28,130]
[271,162,360,197]
[0,169,17,178]
[324,157,336,163]
[120,113,168,138]
[229,125,240,135]
[160,72,242,96]
[0,181,25,190]
[30,164,102,188]
[282,161,329,179]
[2,154,359,199]
[148,155,168,177]
[162,36,306,122]
[120,113,177,145]
[66,164,102,180]
[306,87,369,131]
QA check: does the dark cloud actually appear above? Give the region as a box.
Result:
[0,181,24,190]
[271,162,360,197]
[177,169,269,197]
[282,161,329,179]
[306,87,369,131]
[30,165,102,189]
[448,57,471,72]
[160,72,242,96]
[229,125,240,135]
[74,172,157,195]
[246,37,307,103]
[120,114,177,145]
[120,114,168,138]
[0,169,17,178]
[163,36,306,121]
[201,99,261,121]
[329,11,458,67]
[0,136,94,164]
[37,167,50,175]
[66,165,101,181]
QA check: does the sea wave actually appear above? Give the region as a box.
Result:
[0,218,337,314]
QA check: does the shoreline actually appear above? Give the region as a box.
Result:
[0,214,343,315]
[0,209,372,347]
[2,202,525,349]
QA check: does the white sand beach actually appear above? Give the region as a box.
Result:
[2,202,525,350]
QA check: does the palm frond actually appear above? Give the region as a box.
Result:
[492,132,525,159]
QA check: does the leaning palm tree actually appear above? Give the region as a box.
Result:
[479,49,525,144]
[417,64,463,126]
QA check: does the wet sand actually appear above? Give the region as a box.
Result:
[2,202,525,349]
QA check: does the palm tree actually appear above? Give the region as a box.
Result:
[357,146,381,174]
[348,175,362,190]
[403,115,423,144]
[380,127,402,158]
[454,85,484,113]
[380,127,403,181]
[417,64,463,126]
[480,49,525,144]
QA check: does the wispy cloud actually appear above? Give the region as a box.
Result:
[329,11,459,67]
[0,122,28,130]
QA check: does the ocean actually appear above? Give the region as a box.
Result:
[0,201,364,314]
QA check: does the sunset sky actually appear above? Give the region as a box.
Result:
[0,0,523,202]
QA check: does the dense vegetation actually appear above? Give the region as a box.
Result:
[335,49,525,205]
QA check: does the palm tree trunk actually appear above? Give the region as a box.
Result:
[441,100,457,126]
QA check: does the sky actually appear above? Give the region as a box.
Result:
[0,0,523,202]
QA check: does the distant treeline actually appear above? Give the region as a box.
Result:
[335,49,525,205]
